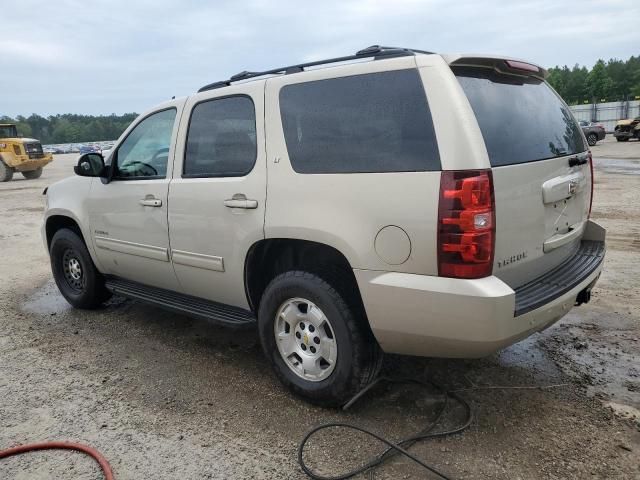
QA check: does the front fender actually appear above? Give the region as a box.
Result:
[43,176,105,272]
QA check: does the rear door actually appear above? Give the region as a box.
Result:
[167,81,266,308]
[452,64,590,288]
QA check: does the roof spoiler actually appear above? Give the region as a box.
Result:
[444,55,548,80]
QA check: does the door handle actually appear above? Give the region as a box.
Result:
[139,198,162,207]
[224,195,258,209]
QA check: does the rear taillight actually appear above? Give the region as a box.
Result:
[438,170,495,279]
[588,150,594,218]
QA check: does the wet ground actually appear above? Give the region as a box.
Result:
[1,137,639,479]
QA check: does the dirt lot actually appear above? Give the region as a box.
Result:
[1,137,639,479]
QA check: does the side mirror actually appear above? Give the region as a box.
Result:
[74,153,105,177]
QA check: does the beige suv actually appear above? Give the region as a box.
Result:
[42,46,606,405]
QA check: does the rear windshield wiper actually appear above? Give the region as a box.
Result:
[568,155,588,167]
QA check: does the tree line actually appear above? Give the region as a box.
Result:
[547,55,640,105]
[0,113,138,144]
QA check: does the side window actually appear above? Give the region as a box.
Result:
[114,108,176,179]
[184,96,257,177]
[279,69,440,174]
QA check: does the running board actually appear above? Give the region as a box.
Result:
[104,278,255,328]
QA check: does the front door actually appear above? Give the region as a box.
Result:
[88,103,184,291]
[168,82,266,309]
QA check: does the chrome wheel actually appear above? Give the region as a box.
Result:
[274,297,337,382]
[587,133,597,146]
[62,248,84,292]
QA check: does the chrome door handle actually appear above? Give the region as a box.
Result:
[139,198,162,207]
[224,196,258,209]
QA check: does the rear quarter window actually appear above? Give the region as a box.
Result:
[454,67,586,167]
[279,69,440,174]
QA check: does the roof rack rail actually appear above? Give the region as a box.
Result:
[197,45,434,93]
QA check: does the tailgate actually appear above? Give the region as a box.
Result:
[452,62,591,288]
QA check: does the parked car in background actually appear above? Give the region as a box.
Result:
[578,121,606,146]
[614,116,640,142]
[78,144,100,155]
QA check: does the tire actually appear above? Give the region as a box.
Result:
[258,271,382,407]
[50,228,111,309]
[0,160,13,182]
[616,136,629,142]
[22,167,43,179]
[587,133,598,146]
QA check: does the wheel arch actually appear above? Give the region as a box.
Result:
[45,214,86,250]
[244,238,369,326]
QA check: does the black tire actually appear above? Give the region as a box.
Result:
[258,271,382,407]
[616,136,629,142]
[22,167,43,179]
[0,159,13,182]
[587,133,598,146]
[50,228,111,309]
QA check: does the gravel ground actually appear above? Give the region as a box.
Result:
[1,137,639,479]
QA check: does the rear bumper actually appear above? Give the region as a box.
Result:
[355,220,606,358]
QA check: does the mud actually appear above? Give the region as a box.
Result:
[1,137,639,479]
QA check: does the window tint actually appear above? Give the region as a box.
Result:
[279,69,440,174]
[115,108,176,179]
[454,67,586,167]
[184,96,257,177]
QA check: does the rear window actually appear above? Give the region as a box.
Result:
[454,67,586,167]
[279,69,440,174]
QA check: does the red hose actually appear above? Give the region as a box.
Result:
[0,441,114,480]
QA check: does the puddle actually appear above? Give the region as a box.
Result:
[540,309,640,420]
[497,336,563,381]
[21,279,73,315]
[594,157,640,175]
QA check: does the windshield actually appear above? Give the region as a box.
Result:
[0,125,18,138]
[453,67,586,167]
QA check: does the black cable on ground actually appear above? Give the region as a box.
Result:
[297,377,473,480]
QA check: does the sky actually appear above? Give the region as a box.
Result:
[2,0,639,117]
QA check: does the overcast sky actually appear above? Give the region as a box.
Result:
[2,0,639,117]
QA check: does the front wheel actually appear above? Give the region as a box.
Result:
[258,271,382,406]
[587,133,598,146]
[0,160,13,182]
[616,136,629,142]
[50,228,111,309]
[22,167,43,179]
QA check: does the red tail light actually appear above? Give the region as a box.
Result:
[438,170,495,279]
[588,150,594,218]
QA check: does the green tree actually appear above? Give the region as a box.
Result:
[586,59,613,101]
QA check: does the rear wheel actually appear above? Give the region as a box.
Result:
[616,136,629,142]
[22,167,43,179]
[258,271,382,406]
[587,133,598,146]
[50,228,110,309]
[0,160,13,182]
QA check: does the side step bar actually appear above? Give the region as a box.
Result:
[105,277,256,328]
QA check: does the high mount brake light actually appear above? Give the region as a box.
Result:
[438,170,495,279]
[504,60,540,73]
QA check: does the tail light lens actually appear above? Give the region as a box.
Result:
[438,170,495,279]
[588,150,594,218]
